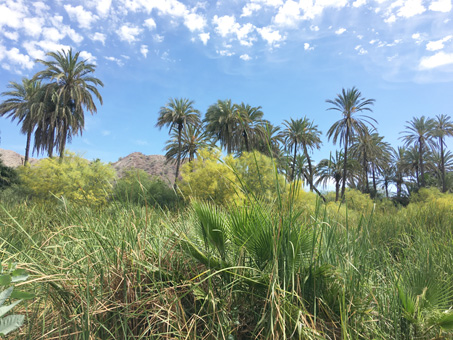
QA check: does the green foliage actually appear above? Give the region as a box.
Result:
[180,148,285,205]
[0,264,34,336]
[0,159,19,190]
[113,168,179,208]
[19,152,115,206]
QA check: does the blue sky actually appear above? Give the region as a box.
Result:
[0,0,452,164]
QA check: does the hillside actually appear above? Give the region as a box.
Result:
[0,148,38,167]
[112,152,176,184]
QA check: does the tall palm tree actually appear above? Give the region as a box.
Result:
[430,114,453,192]
[204,99,238,154]
[399,116,435,188]
[234,103,264,152]
[392,147,407,199]
[256,122,283,159]
[164,123,210,164]
[0,78,45,165]
[156,98,200,187]
[326,87,376,200]
[34,48,104,160]
[283,117,322,188]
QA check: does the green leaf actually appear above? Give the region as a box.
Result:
[11,269,29,283]
[0,275,11,286]
[10,290,34,300]
[437,311,453,330]
[0,287,13,307]
[0,299,22,318]
[0,314,24,336]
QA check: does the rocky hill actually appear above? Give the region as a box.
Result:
[111,152,176,184]
[0,148,38,167]
[0,148,177,184]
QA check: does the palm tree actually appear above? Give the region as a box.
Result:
[430,114,453,192]
[156,98,200,187]
[392,147,407,199]
[283,117,322,188]
[316,151,345,202]
[34,48,103,160]
[204,99,238,154]
[164,123,210,164]
[234,103,264,152]
[400,116,435,188]
[326,87,376,200]
[0,78,45,165]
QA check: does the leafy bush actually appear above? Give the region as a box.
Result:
[19,152,115,206]
[179,148,286,205]
[113,168,178,208]
[0,158,19,190]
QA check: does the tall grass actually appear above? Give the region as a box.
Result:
[1,189,453,339]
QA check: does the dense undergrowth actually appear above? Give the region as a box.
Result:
[1,185,453,339]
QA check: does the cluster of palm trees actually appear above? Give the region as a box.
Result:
[158,88,453,201]
[0,49,103,164]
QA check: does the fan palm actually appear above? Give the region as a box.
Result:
[156,97,200,186]
[34,48,103,159]
[430,114,453,192]
[204,99,238,154]
[326,87,376,200]
[399,116,436,188]
[0,78,45,165]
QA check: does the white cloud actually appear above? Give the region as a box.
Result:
[140,44,149,57]
[397,0,426,17]
[23,17,44,38]
[184,12,206,32]
[3,31,19,41]
[429,0,452,12]
[43,27,65,42]
[144,18,157,30]
[310,25,319,31]
[92,32,106,45]
[4,47,34,69]
[236,23,256,46]
[355,45,368,54]
[217,49,235,57]
[96,0,112,17]
[240,54,252,60]
[353,0,367,7]
[274,0,302,27]
[64,5,98,29]
[33,1,50,15]
[335,28,346,35]
[304,42,314,50]
[79,50,96,63]
[257,26,285,47]
[0,3,25,30]
[241,2,262,17]
[105,56,124,66]
[213,15,239,37]
[154,34,164,42]
[117,24,143,43]
[426,35,452,51]
[199,32,210,45]
[412,33,420,39]
[384,14,396,23]
[419,51,453,69]
[300,0,348,20]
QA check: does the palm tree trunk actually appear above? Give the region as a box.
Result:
[372,164,377,194]
[174,124,183,189]
[385,182,389,198]
[341,130,349,200]
[24,129,32,166]
[440,136,446,192]
[335,180,340,202]
[419,140,425,187]
[301,172,326,202]
[291,141,297,181]
[363,151,369,193]
[303,144,314,192]
[59,123,68,161]
[243,130,250,152]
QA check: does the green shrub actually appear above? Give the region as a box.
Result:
[113,168,178,208]
[0,159,19,190]
[18,152,115,206]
